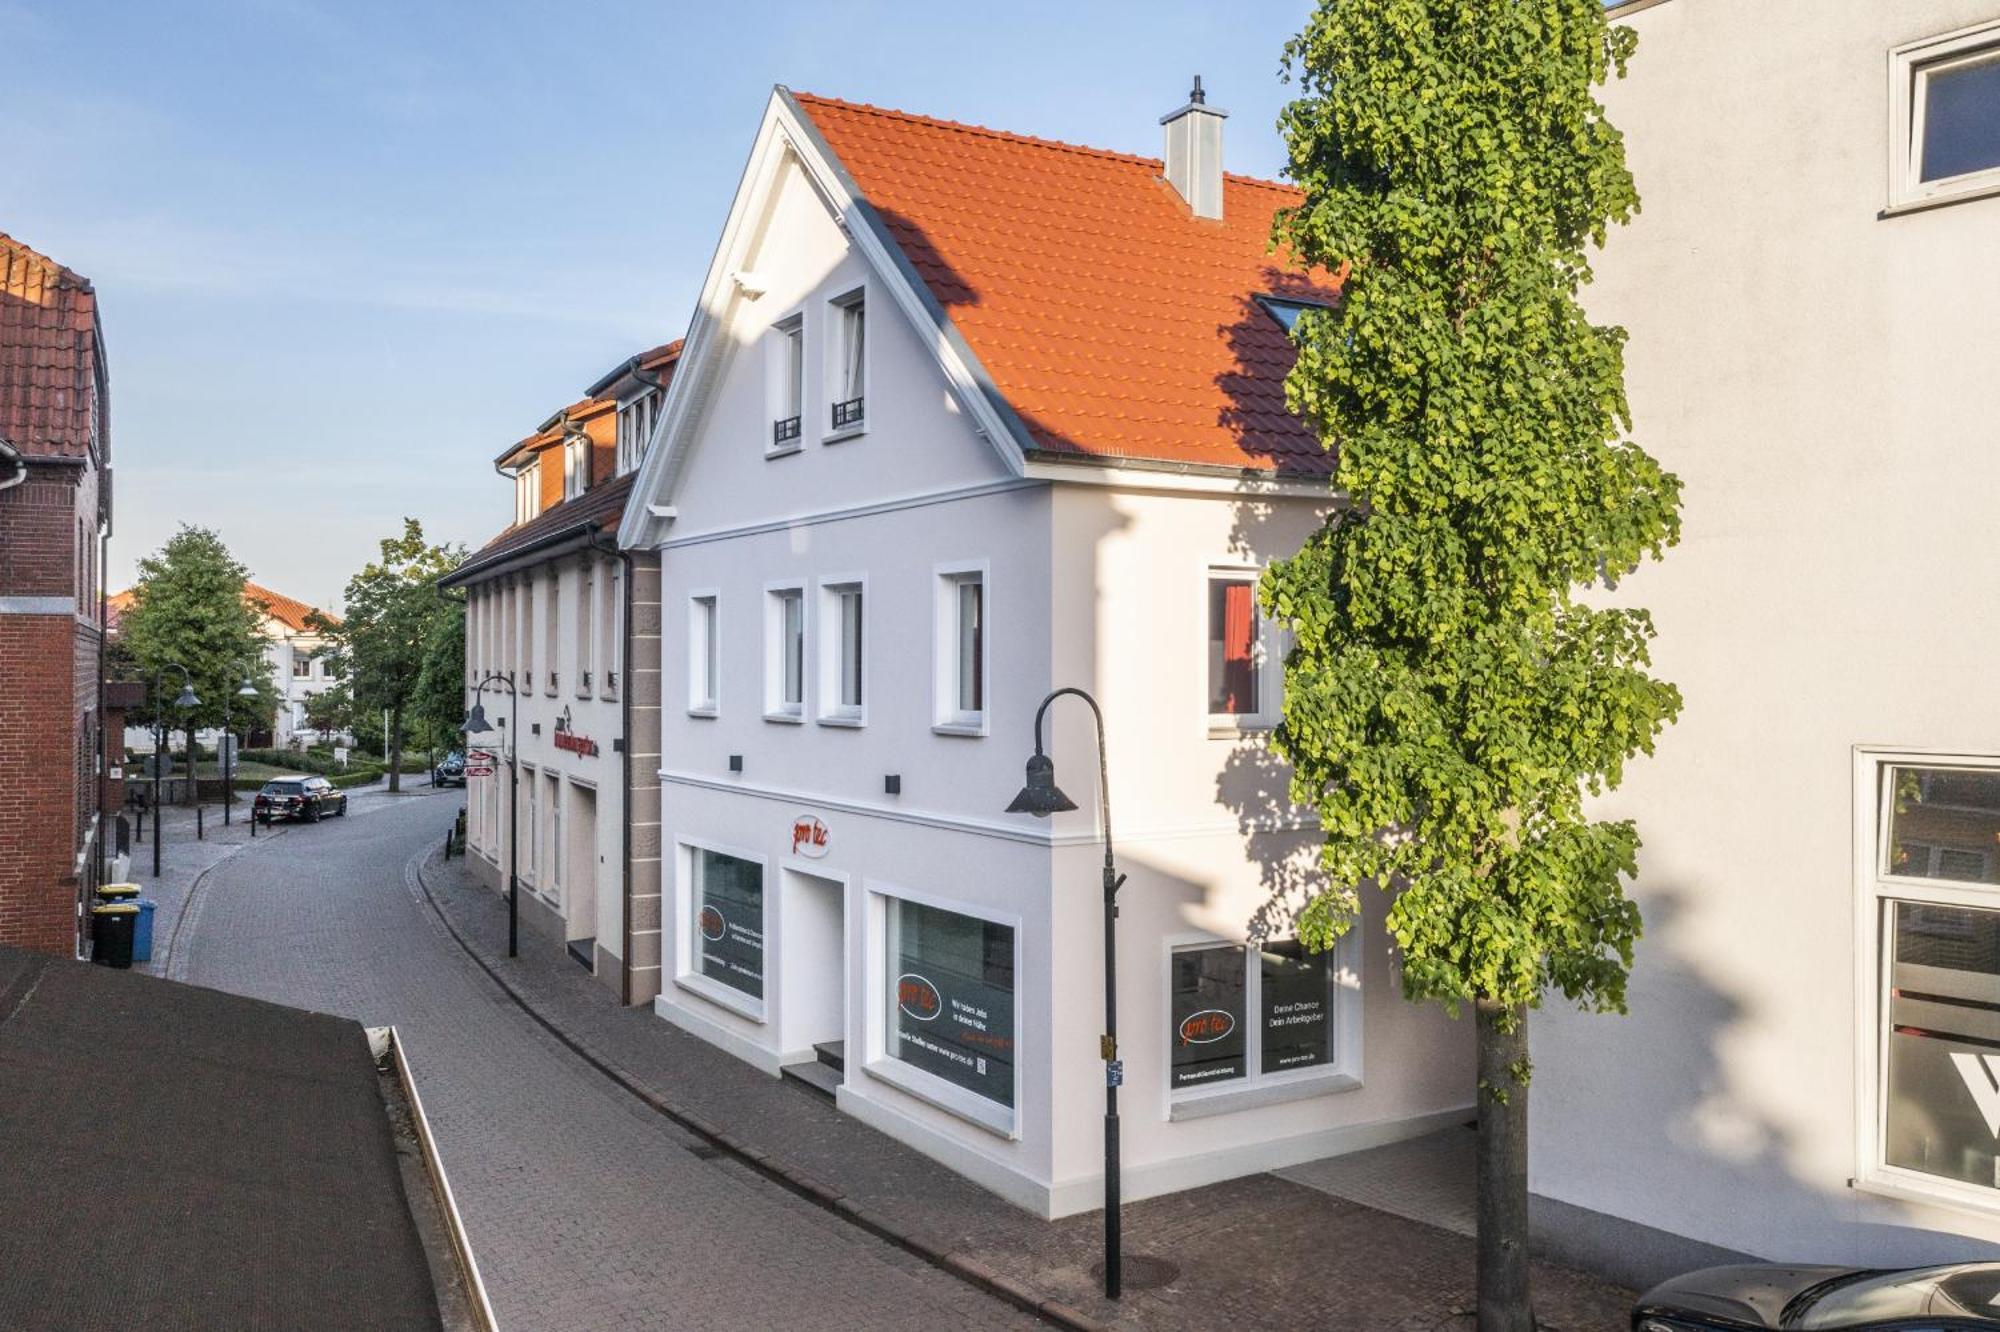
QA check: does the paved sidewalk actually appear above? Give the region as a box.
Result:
[417,847,1634,1332]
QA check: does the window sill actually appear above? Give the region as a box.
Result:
[1208,720,1275,740]
[675,973,767,1024]
[1169,1069,1361,1121]
[932,719,987,739]
[763,710,805,726]
[1852,1167,2000,1221]
[862,1057,1016,1139]
[817,712,865,729]
[822,424,866,446]
[765,441,804,461]
[687,705,719,720]
[1882,177,2000,218]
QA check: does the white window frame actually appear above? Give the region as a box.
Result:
[1204,564,1281,737]
[576,560,594,698]
[816,575,867,727]
[767,312,805,458]
[616,391,656,476]
[763,581,807,723]
[599,561,619,700]
[1852,746,2000,1214]
[825,287,867,442]
[687,590,720,717]
[514,459,541,525]
[674,834,769,1022]
[1162,930,1364,1121]
[932,561,989,737]
[861,880,1022,1138]
[1888,20,2000,212]
[562,433,589,501]
[549,771,565,905]
[544,569,560,697]
[522,764,540,887]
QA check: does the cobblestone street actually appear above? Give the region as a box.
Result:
[169,788,1037,1331]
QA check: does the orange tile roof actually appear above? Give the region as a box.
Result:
[0,233,105,462]
[107,582,334,634]
[791,94,1340,476]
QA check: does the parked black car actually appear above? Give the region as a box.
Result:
[1635,1261,2000,1329]
[433,752,466,787]
[253,776,348,824]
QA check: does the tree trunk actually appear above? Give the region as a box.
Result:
[388,704,404,794]
[1476,999,1533,1332]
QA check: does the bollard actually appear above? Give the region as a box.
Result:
[196,805,204,841]
[135,808,146,842]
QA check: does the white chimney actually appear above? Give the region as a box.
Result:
[1161,76,1227,220]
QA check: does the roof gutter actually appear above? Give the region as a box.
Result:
[440,520,600,591]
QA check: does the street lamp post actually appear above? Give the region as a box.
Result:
[150,665,199,877]
[1006,686,1125,1300]
[462,671,519,958]
[221,672,258,825]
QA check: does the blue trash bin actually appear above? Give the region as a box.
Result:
[132,898,156,963]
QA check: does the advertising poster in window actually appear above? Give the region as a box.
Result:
[888,900,1014,1108]
[1886,900,2000,1190]
[695,848,764,1001]
[1171,945,1246,1089]
[1261,942,1331,1075]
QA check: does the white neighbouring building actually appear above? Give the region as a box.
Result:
[445,341,679,997]
[617,87,1471,1218]
[1520,0,2000,1288]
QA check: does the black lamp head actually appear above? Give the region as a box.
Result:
[462,700,492,735]
[1006,751,1077,818]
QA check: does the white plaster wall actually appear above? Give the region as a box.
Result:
[1534,0,2000,1265]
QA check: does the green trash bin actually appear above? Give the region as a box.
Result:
[90,902,139,969]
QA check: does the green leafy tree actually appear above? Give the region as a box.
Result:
[311,520,463,792]
[412,595,467,760]
[117,526,279,789]
[1266,4,1681,1326]
[301,678,356,747]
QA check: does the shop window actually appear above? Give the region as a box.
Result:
[1863,755,2000,1204]
[884,897,1015,1119]
[1170,939,1336,1097]
[1891,22,2000,209]
[1207,569,1271,729]
[934,565,986,734]
[691,846,765,1008]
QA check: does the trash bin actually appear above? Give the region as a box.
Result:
[97,883,141,904]
[90,902,139,970]
[131,898,157,963]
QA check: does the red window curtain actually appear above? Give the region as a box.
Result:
[1221,582,1255,714]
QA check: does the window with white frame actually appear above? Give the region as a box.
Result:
[616,391,657,476]
[1861,755,2000,1204]
[544,570,560,695]
[935,567,986,733]
[689,844,765,1009]
[1891,22,2000,209]
[1170,939,1339,1095]
[883,896,1015,1123]
[689,594,719,715]
[765,585,805,720]
[293,652,313,679]
[523,769,539,885]
[514,459,541,525]
[1207,568,1272,728]
[548,772,564,904]
[829,291,865,433]
[563,432,590,501]
[770,315,804,451]
[576,561,594,697]
[818,579,864,724]
[600,561,619,697]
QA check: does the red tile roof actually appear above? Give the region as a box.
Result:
[791,94,1341,476]
[106,582,335,634]
[0,233,105,462]
[450,472,634,585]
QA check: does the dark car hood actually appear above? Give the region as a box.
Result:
[1636,1264,1855,1327]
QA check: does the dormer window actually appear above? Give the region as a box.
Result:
[1256,295,1330,338]
[616,392,658,476]
[514,458,541,525]
[770,315,804,454]
[829,290,865,436]
[563,433,590,501]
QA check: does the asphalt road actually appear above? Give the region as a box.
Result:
[177,785,1035,1332]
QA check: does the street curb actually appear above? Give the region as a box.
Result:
[411,846,1108,1332]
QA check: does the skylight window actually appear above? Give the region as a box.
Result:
[1257,296,1329,338]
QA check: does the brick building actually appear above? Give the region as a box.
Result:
[0,233,112,957]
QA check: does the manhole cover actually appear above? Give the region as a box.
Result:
[1088,1255,1180,1291]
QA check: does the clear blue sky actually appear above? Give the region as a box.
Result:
[4,0,1312,610]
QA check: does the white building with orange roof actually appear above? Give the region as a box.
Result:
[617,84,1470,1217]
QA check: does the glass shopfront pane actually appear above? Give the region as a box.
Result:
[1887,767,2000,884]
[887,899,1015,1108]
[1260,941,1333,1075]
[1885,901,2000,1190]
[694,848,764,1001]
[1171,944,1246,1089]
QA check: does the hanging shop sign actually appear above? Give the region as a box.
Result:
[552,707,599,758]
[790,814,830,859]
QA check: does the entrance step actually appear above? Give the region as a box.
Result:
[813,1040,846,1073]
[781,1058,841,1100]
[567,938,595,971]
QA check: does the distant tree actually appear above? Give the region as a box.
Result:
[118,526,279,786]
[1267,3,1682,1328]
[311,520,463,792]
[301,678,356,747]
[412,594,467,761]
